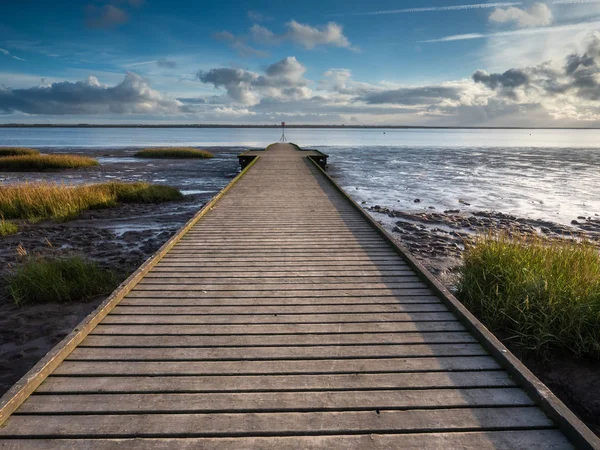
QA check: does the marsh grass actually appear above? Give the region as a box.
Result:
[0,218,17,236]
[134,147,214,158]
[0,154,99,171]
[457,232,600,358]
[0,182,183,222]
[5,255,120,305]
[0,147,40,157]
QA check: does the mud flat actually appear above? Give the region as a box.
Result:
[0,147,240,395]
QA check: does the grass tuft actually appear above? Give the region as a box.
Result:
[134,147,214,159]
[0,182,183,222]
[0,218,18,236]
[0,147,40,157]
[5,255,120,305]
[457,232,600,358]
[0,154,99,171]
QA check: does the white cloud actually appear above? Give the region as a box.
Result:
[489,2,553,28]
[422,20,600,42]
[247,21,356,50]
[355,2,522,15]
[0,47,26,61]
[197,56,312,106]
[285,21,353,49]
[0,72,184,115]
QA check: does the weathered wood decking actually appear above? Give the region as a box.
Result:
[0,143,598,449]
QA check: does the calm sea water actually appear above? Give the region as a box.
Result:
[1,127,599,225]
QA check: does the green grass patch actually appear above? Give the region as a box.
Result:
[0,147,40,157]
[457,232,600,358]
[0,154,99,171]
[134,147,214,158]
[0,219,17,236]
[5,255,120,305]
[0,181,183,222]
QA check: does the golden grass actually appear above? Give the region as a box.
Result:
[0,182,183,222]
[0,147,40,157]
[134,147,214,158]
[0,154,99,171]
[458,232,600,358]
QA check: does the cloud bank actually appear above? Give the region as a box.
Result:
[4,33,600,126]
[0,72,183,115]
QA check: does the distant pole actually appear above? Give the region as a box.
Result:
[280,121,287,142]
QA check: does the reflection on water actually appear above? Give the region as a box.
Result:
[324,145,600,226]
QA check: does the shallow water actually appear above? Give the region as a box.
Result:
[1,127,599,226]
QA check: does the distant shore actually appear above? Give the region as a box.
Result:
[2,124,600,129]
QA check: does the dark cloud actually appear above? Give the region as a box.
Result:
[197,57,309,105]
[362,86,462,105]
[472,69,529,89]
[0,73,183,115]
[472,33,600,102]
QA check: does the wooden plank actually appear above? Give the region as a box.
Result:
[54,356,502,376]
[118,296,444,306]
[0,408,553,437]
[35,371,515,393]
[91,321,467,335]
[19,388,533,414]
[82,331,474,347]
[101,312,455,324]
[127,288,434,298]
[0,431,574,449]
[146,270,415,277]
[68,343,488,361]
[109,304,449,315]
[135,276,423,284]
[131,282,430,291]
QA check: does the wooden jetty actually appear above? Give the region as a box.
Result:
[0,143,598,449]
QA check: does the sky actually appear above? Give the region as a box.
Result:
[1,0,600,126]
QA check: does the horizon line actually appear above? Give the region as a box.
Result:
[1,123,599,130]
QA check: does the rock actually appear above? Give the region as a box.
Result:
[428,206,435,210]
[571,220,579,225]
[444,209,460,214]
[458,199,471,206]
[414,199,421,203]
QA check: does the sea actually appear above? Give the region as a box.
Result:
[1,127,599,226]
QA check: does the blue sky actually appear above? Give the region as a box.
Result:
[2,0,600,125]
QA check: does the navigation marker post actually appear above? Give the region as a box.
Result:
[280,121,287,142]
